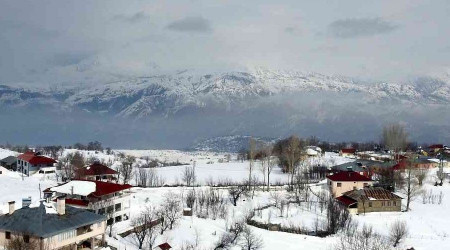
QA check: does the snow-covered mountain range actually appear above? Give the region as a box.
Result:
[1,69,449,118]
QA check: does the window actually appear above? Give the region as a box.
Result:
[363,183,369,187]
[393,201,397,206]
[368,202,372,207]
[382,201,385,206]
[337,183,342,187]
[387,201,391,206]
[23,235,29,243]
[5,231,11,239]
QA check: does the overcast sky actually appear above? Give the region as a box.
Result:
[1,0,450,86]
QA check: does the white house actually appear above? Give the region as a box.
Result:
[44,180,132,225]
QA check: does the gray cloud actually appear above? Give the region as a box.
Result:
[166,17,211,33]
[113,11,149,23]
[49,52,92,67]
[328,18,397,38]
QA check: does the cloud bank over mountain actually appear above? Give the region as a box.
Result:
[1,0,449,147]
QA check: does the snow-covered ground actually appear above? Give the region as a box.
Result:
[0,147,449,250]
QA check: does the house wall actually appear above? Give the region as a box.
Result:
[46,221,106,249]
[356,199,401,214]
[329,180,373,197]
[0,221,106,250]
[16,160,54,176]
[88,192,131,224]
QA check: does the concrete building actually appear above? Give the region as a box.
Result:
[327,171,373,197]
[0,198,106,249]
[45,180,132,225]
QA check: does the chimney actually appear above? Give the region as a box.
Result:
[8,201,15,215]
[56,196,66,215]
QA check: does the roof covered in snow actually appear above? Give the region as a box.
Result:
[50,180,96,196]
[48,180,132,198]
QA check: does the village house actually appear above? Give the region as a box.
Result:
[393,156,437,170]
[331,160,393,178]
[0,197,106,250]
[44,180,132,225]
[336,187,402,214]
[78,162,118,182]
[0,156,17,171]
[17,151,57,176]
[339,148,356,158]
[327,171,373,197]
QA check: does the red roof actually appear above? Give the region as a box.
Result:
[336,196,357,206]
[79,163,117,176]
[18,151,56,165]
[340,148,356,154]
[64,198,89,207]
[89,180,132,197]
[157,243,172,250]
[429,144,444,149]
[327,171,372,182]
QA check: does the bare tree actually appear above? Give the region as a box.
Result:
[5,234,43,250]
[400,162,422,211]
[239,226,264,250]
[214,220,245,250]
[280,136,304,191]
[248,138,256,192]
[161,192,182,230]
[118,155,135,184]
[229,185,248,206]
[326,194,351,234]
[131,206,159,249]
[182,165,197,187]
[414,168,427,186]
[136,167,148,187]
[389,220,408,247]
[266,148,276,192]
[259,159,267,192]
[381,123,408,161]
[335,224,392,250]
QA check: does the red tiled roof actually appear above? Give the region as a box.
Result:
[340,148,356,154]
[336,196,357,206]
[79,163,117,176]
[89,180,132,197]
[327,171,372,182]
[429,144,444,149]
[64,198,89,207]
[18,151,56,165]
[157,243,172,250]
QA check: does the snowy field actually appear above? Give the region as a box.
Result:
[0,148,449,249]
